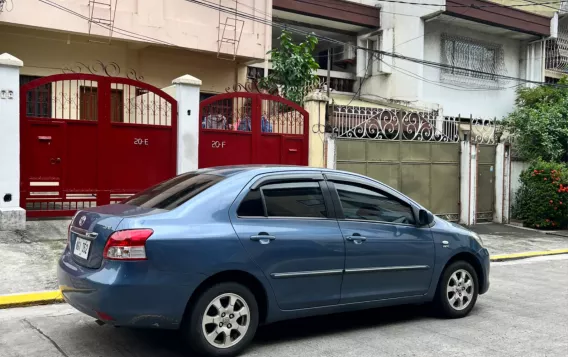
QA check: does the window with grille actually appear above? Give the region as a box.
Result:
[20,75,52,118]
[441,35,501,82]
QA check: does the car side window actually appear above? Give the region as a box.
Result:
[237,181,327,218]
[334,182,415,225]
[237,190,265,217]
[263,182,327,218]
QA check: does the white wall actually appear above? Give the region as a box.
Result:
[358,1,442,103]
[511,159,531,207]
[422,21,521,118]
[0,0,271,60]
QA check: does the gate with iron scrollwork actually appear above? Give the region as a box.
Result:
[331,105,500,222]
[20,73,177,217]
[199,92,309,168]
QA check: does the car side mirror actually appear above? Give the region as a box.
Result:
[418,209,434,226]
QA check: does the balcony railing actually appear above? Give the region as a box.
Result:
[247,66,356,94]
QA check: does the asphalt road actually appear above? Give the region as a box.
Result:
[1,255,567,357]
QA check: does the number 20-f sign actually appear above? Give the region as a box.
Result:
[212,140,226,149]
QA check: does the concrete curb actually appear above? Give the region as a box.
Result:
[0,290,63,309]
[1,249,567,309]
[489,248,568,262]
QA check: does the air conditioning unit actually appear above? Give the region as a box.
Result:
[332,43,356,64]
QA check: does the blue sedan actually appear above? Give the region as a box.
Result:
[58,166,490,357]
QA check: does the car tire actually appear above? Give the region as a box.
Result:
[183,282,259,357]
[435,261,479,318]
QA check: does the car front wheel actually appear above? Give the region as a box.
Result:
[183,282,259,357]
[435,261,479,318]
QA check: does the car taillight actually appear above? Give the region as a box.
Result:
[103,229,153,260]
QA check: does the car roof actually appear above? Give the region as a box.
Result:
[197,165,325,177]
[196,165,424,209]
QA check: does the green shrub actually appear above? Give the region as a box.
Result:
[514,161,568,229]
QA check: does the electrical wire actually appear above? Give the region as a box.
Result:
[38,0,565,89]
[511,0,566,13]
[292,0,565,10]
[38,0,175,46]
[187,0,564,88]
[379,57,526,92]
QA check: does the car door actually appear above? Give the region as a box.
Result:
[325,174,435,304]
[230,172,345,310]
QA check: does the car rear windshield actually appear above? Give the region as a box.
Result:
[122,173,225,210]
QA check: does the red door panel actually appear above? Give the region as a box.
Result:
[108,125,173,192]
[199,131,253,168]
[258,134,282,164]
[65,122,98,191]
[27,122,64,180]
[282,136,303,166]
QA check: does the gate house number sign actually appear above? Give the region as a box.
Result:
[212,140,226,149]
[134,138,149,146]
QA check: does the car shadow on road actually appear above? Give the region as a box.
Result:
[110,304,432,356]
[254,304,431,345]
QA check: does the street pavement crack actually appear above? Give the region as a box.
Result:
[22,318,70,357]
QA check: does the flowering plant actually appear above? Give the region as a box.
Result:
[513,161,568,229]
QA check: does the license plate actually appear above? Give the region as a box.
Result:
[73,237,91,259]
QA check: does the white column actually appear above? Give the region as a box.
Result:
[0,53,25,231]
[172,74,202,174]
[503,144,511,224]
[493,143,505,223]
[494,144,512,224]
[459,141,477,226]
[325,134,336,169]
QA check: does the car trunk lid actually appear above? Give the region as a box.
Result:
[69,205,163,269]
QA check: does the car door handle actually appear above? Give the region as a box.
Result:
[346,235,367,244]
[250,234,276,245]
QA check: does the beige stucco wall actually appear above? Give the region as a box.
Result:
[485,0,558,17]
[0,24,248,94]
[0,0,272,60]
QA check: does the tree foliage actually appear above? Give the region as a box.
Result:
[259,31,320,105]
[502,78,568,163]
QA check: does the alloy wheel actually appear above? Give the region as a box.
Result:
[446,269,474,311]
[201,293,250,349]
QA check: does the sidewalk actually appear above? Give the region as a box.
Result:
[0,220,567,297]
[469,223,568,255]
[0,220,67,295]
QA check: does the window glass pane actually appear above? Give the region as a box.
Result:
[122,173,225,210]
[237,190,265,217]
[262,182,327,218]
[335,183,415,224]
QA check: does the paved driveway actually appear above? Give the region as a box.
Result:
[1,255,567,357]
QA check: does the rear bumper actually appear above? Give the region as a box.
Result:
[57,247,204,329]
[478,248,490,295]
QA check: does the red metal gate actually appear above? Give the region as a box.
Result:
[199,92,309,168]
[20,74,177,217]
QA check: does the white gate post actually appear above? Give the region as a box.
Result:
[325,134,336,169]
[460,141,477,226]
[304,92,329,168]
[493,143,511,223]
[172,74,202,174]
[0,53,25,230]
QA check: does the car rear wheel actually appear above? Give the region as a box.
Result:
[435,261,479,318]
[183,282,259,357]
